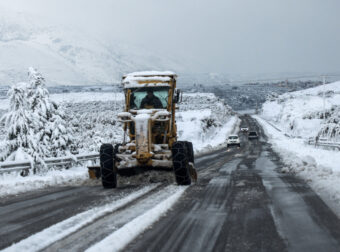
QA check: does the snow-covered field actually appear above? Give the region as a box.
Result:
[261,81,340,141]
[255,80,340,216]
[0,92,238,196]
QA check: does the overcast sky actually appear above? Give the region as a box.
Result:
[2,0,340,75]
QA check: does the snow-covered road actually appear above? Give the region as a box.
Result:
[1,116,340,252]
[254,115,340,217]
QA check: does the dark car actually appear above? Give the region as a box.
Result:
[248,131,258,140]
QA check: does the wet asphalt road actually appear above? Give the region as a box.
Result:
[126,115,340,252]
[1,115,340,251]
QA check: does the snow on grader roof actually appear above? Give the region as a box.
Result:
[123,71,177,77]
[122,71,177,89]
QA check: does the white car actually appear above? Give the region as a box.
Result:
[240,127,249,132]
[227,135,241,148]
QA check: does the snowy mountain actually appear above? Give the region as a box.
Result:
[0,9,183,86]
[261,80,340,141]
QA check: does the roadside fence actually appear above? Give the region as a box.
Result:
[0,153,99,175]
[306,137,340,150]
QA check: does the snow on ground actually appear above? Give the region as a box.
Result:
[0,166,88,197]
[177,110,239,153]
[51,92,125,104]
[254,115,340,217]
[177,93,239,154]
[261,80,340,140]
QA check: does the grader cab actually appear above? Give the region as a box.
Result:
[97,71,197,188]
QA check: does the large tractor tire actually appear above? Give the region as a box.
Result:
[184,141,194,163]
[100,144,117,188]
[172,141,191,185]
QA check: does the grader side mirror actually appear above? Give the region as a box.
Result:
[174,89,181,103]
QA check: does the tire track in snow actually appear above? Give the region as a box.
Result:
[2,184,159,252]
[85,186,188,252]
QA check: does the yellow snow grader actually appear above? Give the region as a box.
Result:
[90,71,197,188]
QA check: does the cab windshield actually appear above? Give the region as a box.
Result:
[129,87,169,110]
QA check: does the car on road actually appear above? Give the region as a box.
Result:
[240,126,249,132]
[248,131,258,140]
[227,135,241,148]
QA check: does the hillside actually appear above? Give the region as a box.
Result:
[0,9,183,86]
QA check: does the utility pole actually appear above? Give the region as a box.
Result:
[322,75,326,122]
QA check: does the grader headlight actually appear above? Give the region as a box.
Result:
[117,112,133,123]
[152,111,170,122]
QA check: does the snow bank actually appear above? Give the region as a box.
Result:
[0,166,89,197]
[261,80,340,140]
[177,111,240,153]
[254,115,340,217]
[177,93,238,153]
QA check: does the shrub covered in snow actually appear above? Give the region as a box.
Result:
[318,106,340,141]
[63,100,124,153]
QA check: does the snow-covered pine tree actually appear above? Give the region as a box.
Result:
[0,82,43,163]
[26,67,74,157]
[26,67,52,157]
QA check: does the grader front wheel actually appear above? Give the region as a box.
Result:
[100,144,117,188]
[184,141,194,163]
[172,141,191,185]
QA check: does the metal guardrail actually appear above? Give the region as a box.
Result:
[306,137,340,150]
[260,117,338,149]
[0,153,99,174]
[263,119,300,138]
